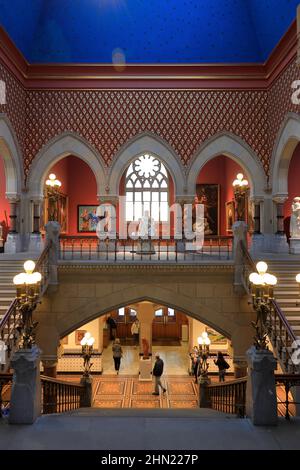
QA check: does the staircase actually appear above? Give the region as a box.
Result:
[0,260,25,324]
[268,260,300,340]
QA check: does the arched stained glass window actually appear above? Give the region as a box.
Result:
[125,154,169,222]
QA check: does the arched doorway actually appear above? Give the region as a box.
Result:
[282,142,300,243]
[55,301,233,409]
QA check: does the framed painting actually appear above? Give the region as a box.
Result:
[196,184,220,236]
[225,201,235,233]
[205,327,227,345]
[75,330,86,345]
[42,192,68,234]
[77,205,98,232]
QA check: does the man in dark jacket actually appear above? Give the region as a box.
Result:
[152,354,166,395]
[106,315,117,340]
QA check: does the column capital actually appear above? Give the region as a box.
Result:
[97,194,119,206]
[175,195,195,205]
[249,196,264,204]
[273,195,288,204]
[5,193,20,203]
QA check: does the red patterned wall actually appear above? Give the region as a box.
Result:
[0,57,299,182]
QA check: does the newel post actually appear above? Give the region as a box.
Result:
[232,221,248,294]
[45,221,61,285]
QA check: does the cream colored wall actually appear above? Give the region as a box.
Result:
[190,318,229,353]
[62,318,100,351]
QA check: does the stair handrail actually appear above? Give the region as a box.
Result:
[0,241,52,370]
[239,240,298,373]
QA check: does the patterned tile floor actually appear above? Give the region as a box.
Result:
[61,375,227,409]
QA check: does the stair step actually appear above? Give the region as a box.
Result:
[286,316,300,321]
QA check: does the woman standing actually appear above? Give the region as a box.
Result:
[112,338,123,375]
[214,351,229,382]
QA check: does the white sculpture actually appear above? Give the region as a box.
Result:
[291,197,300,238]
[138,211,155,238]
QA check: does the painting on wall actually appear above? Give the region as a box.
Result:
[196,184,220,236]
[75,330,87,345]
[77,205,98,232]
[225,201,235,233]
[42,192,68,233]
[205,327,227,345]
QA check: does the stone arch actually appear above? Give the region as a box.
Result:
[0,113,23,196]
[26,132,107,198]
[271,113,300,197]
[107,132,186,197]
[186,132,266,198]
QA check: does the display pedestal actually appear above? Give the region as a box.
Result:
[290,238,300,254]
[139,357,152,381]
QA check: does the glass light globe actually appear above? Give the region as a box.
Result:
[232,179,239,186]
[87,337,95,346]
[249,272,260,283]
[46,179,51,186]
[80,337,87,346]
[197,336,204,345]
[49,173,56,180]
[237,173,243,181]
[296,274,300,283]
[24,260,35,274]
[256,261,268,275]
[32,272,42,283]
[13,273,24,285]
[85,332,91,340]
[26,273,37,285]
[202,331,208,338]
[267,274,277,286]
[204,337,211,346]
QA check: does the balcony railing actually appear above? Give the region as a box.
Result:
[206,377,247,417]
[41,375,85,414]
[59,235,233,262]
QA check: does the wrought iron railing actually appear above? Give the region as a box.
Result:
[275,374,300,420]
[0,373,12,418]
[0,242,52,371]
[239,240,299,374]
[59,235,233,262]
[206,377,247,417]
[41,375,85,414]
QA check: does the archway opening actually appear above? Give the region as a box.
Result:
[283,142,300,241]
[196,155,253,237]
[55,301,233,409]
[42,155,99,235]
[0,154,10,246]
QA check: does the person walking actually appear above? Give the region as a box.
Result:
[112,338,123,374]
[152,354,166,395]
[106,314,117,341]
[214,351,229,382]
[131,318,140,348]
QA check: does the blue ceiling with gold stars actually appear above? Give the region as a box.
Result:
[0,0,298,64]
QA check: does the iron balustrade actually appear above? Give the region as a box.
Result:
[41,375,85,414]
[275,374,300,420]
[239,240,299,374]
[59,235,233,262]
[0,242,52,371]
[206,377,247,417]
[0,373,12,418]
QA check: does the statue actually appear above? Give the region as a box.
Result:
[138,211,155,237]
[142,337,150,359]
[291,197,300,238]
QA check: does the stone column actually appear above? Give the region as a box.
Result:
[246,346,278,426]
[250,198,264,255]
[232,220,248,293]
[97,195,118,249]
[29,198,44,252]
[136,302,156,356]
[271,196,289,253]
[4,196,21,253]
[9,346,42,424]
[233,358,248,378]
[45,221,61,285]
[42,357,58,378]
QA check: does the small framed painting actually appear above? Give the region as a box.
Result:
[75,330,87,345]
[77,205,98,232]
[226,201,235,233]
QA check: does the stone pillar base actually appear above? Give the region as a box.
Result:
[139,357,152,381]
[246,346,278,426]
[199,375,211,408]
[28,233,44,253]
[289,238,300,254]
[249,234,264,255]
[4,233,21,253]
[9,347,41,424]
[80,375,93,407]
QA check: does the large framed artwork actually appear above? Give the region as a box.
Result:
[196,184,220,236]
[205,327,227,345]
[77,205,98,232]
[225,201,235,233]
[42,192,68,234]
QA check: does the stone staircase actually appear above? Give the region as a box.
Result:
[0,260,24,324]
[268,260,300,339]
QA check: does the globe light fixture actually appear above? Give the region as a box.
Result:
[232,173,249,221]
[249,261,278,349]
[81,332,95,377]
[196,331,211,380]
[13,260,42,349]
[45,173,62,221]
